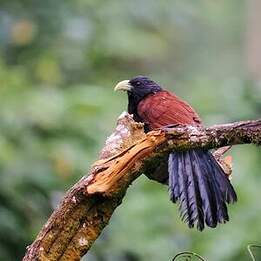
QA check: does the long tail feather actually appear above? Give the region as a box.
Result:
[184,152,204,230]
[168,149,237,231]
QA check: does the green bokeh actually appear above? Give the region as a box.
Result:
[0,1,260,260]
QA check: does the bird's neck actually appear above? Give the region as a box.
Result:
[127,92,154,132]
[127,95,141,122]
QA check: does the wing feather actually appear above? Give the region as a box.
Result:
[137,91,202,130]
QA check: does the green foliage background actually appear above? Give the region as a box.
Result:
[0,0,260,260]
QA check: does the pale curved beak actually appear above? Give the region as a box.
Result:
[114,80,132,91]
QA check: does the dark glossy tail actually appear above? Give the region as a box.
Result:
[168,149,237,231]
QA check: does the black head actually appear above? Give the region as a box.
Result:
[129,75,162,98]
[114,75,162,123]
[114,75,162,107]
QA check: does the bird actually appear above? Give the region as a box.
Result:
[114,75,237,231]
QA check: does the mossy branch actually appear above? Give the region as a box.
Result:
[23,113,261,261]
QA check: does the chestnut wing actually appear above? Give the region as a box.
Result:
[137,91,202,130]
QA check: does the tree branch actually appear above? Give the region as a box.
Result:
[23,114,261,261]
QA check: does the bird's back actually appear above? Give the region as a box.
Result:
[137,90,202,130]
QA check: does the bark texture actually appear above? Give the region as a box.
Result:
[23,114,261,261]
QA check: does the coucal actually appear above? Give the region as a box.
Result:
[114,75,237,231]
